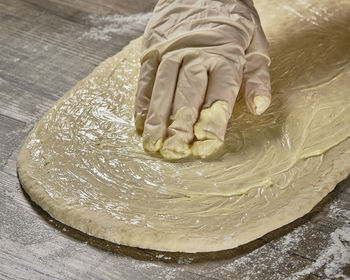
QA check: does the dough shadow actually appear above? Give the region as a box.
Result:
[19,174,349,264]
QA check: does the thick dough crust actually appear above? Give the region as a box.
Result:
[17,0,350,252]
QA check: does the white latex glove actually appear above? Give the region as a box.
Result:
[134,0,271,159]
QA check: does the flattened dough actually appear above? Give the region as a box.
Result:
[17,0,350,252]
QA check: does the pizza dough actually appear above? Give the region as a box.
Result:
[17,0,350,252]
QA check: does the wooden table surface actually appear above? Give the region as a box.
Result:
[1,0,349,279]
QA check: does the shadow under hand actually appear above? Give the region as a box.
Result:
[269,12,350,93]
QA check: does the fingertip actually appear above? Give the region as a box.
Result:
[246,94,271,115]
[134,113,145,135]
[160,107,197,160]
[143,137,163,153]
[191,139,224,159]
[191,100,229,158]
[193,100,230,142]
[160,143,191,160]
[254,95,271,115]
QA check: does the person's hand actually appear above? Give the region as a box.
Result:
[134,0,271,160]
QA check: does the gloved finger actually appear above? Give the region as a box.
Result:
[142,55,181,153]
[243,26,271,115]
[134,53,158,134]
[192,57,243,158]
[160,53,208,160]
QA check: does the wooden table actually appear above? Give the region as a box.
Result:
[1,0,349,279]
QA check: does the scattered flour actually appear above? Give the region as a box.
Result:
[82,13,151,41]
[289,226,350,280]
[177,257,194,265]
[274,224,308,253]
[209,224,311,280]
[155,254,171,260]
[206,198,350,279]
[288,201,350,280]
[211,245,288,280]
[328,199,350,220]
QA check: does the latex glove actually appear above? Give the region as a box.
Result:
[134,0,271,159]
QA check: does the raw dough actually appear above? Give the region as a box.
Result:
[17,0,350,252]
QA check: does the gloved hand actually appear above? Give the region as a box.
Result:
[134,0,271,160]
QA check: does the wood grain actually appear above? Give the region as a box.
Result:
[0,0,349,279]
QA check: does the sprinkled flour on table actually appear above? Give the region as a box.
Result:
[290,226,350,280]
[82,13,151,41]
[288,200,350,280]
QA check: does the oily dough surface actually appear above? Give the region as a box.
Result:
[17,0,350,252]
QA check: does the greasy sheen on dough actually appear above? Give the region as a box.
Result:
[17,0,350,252]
